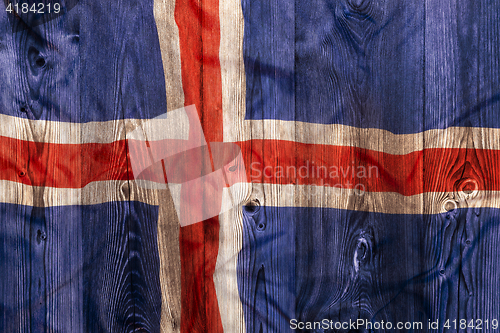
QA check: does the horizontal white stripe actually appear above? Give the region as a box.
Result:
[2,111,500,155]
[0,111,189,144]
[225,119,500,154]
[246,183,500,215]
[0,180,161,207]
[0,178,495,215]
[127,106,191,142]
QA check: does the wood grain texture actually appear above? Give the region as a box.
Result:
[214,184,249,333]
[458,0,500,324]
[0,10,37,331]
[1,0,168,332]
[20,8,82,332]
[216,0,248,330]
[236,0,500,332]
[174,0,225,330]
[1,0,500,331]
[156,187,182,333]
[153,0,184,329]
[154,0,185,112]
[79,0,166,331]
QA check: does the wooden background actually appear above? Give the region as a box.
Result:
[0,0,500,332]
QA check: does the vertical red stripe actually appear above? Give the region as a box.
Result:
[175,0,224,331]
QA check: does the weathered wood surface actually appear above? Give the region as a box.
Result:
[236,0,500,332]
[1,0,500,331]
[172,0,225,330]
[0,0,169,331]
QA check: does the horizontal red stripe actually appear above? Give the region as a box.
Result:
[0,137,130,188]
[237,140,500,196]
[0,136,498,196]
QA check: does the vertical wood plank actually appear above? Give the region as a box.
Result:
[174,0,225,329]
[423,0,459,326]
[153,0,184,331]
[216,0,251,330]
[0,7,35,332]
[154,0,185,112]
[467,0,500,325]
[79,0,167,330]
[156,188,182,333]
[238,0,296,328]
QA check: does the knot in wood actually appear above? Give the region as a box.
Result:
[354,235,370,272]
[256,222,266,231]
[36,229,47,243]
[121,183,130,199]
[244,198,260,215]
[348,0,367,10]
[443,199,458,212]
[341,0,374,21]
[455,178,479,198]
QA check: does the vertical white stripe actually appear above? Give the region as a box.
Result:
[154,0,185,112]
[218,0,248,331]
[220,0,247,144]
[153,0,184,331]
[215,188,250,333]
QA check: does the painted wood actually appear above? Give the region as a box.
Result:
[173,0,225,330]
[237,0,500,332]
[1,0,500,331]
[0,0,168,331]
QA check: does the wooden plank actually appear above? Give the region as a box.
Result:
[216,0,250,330]
[153,0,184,330]
[422,0,460,325]
[174,0,225,330]
[237,0,296,330]
[156,188,182,333]
[154,0,185,112]
[78,0,168,330]
[19,8,83,332]
[466,0,500,325]
[0,8,37,332]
